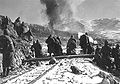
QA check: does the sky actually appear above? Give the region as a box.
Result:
[0,0,120,25]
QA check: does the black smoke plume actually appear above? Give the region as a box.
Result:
[40,0,59,29]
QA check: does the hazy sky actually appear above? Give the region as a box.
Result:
[0,0,120,25]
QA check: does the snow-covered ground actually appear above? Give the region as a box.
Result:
[1,42,120,84]
[1,57,120,84]
[3,60,60,84]
[34,58,120,84]
[42,42,82,55]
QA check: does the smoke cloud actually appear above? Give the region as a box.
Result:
[40,0,74,28]
[40,0,59,29]
[40,0,86,29]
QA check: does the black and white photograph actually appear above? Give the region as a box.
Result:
[0,0,120,83]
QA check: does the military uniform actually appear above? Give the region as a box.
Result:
[0,35,15,77]
[53,37,62,56]
[67,36,76,55]
[79,34,90,54]
[31,40,43,58]
[101,41,111,69]
[46,35,55,56]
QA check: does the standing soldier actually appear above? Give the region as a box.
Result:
[53,36,62,56]
[94,45,101,66]
[67,35,76,55]
[56,36,62,45]
[1,16,8,29]
[45,35,55,56]
[0,35,15,77]
[56,36,62,55]
[14,17,21,25]
[79,33,90,54]
[101,40,111,70]
[14,17,22,37]
[87,43,94,54]
[30,41,36,58]
[31,40,43,58]
[112,44,120,69]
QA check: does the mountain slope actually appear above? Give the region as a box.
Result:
[90,18,120,40]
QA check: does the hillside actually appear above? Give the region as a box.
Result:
[55,19,85,33]
[29,24,77,39]
[90,18,120,40]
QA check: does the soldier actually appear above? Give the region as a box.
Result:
[56,36,62,55]
[0,35,15,77]
[95,45,101,55]
[79,33,90,54]
[14,17,21,24]
[14,17,21,36]
[45,35,55,56]
[101,40,111,70]
[112,44,120,69]
[14,21,24,37]
[19,22,25,36]
[56,36,62,45]
[87,43,94,54]
[31,40,43,58]
[3,28,10,36]
[1,16,8,29]
[31,41,36,54]
[94,45,101,66]
[26,29,33,41]
[53,36,62,56]
[67,35,76,55]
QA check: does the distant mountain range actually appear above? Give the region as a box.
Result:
[90,18,120,40]
[1,14,120,41]
[29,24,78,39]
[52,18,120,41]
[31,17,120,44]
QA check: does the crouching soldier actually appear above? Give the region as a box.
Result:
[0,35,15,77]
[67,35,76,55]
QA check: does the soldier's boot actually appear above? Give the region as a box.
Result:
[2,68,6,77]
[6,67,9,76]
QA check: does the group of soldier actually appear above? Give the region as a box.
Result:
[1,16,120,78]
[45,33,94,56]
[0,15,95,77]
[94,40,120,71]
[45,33,120,71]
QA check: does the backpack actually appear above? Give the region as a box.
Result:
[79,35,88,46]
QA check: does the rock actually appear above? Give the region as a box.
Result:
[49,57,56,64]
[36,61,40,66]
[70,66,81,74]
[101,78,110,84]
